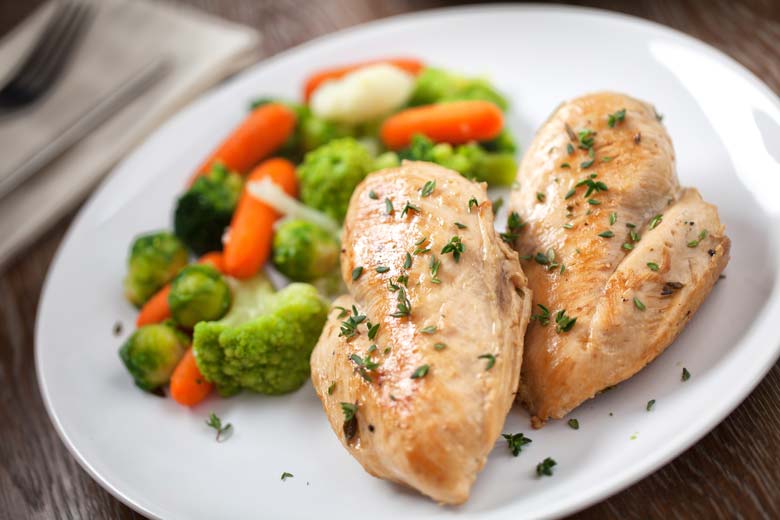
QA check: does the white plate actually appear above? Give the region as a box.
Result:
[36,5,780,519]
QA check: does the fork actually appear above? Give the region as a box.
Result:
[0,1,93,112]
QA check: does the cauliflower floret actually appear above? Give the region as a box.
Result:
[310,63,414,124]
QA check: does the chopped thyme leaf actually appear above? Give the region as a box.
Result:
[375,266,390,273]
[681,367,691,381]
[384,347,391,354]
[580,159,595,169]
[478,353,496,370]
[622,243,634,251]
[403,252,412,269]
[367,322,380,340]
[647,262,659,271]
[455,222,467,229]
[646,399,656,411]
[567,418,579,430]
[429,255,441,283]
[601,156,613,163]
[390,287,412,318]
[502,432,532,456]
[340,402,358,440]
[367,344,377,354]
[413,246,431,255]
[334,306,348,319]
[626,222,636,228]
[352,266,363,281]
[649,214,663,229]
[369,190,378,200]
[385,198,393,214]
[500,211,526,243]
[401,201,420,217]
[281,472,294,481]
[327,382,336,395]
[565,188,576,199]
[661,281,685,297]
[468,197,479,211]
[536,457,557,477]
[339,306,366,338]
[578,129,595,149]
[633,296,646,311]
[415,236,427,246]
[206,412,233,442]
[598,230,614,238]
[531,303,550,325]
[441,236,465,263]
[434,343,447,351]
[536,192,546,203]
[420,325,437,334]
[609,212,617,225]
[492,197,504,214]
[555,309,577,333]
[687,229,709,247]
[587,198,601,205]
[561,162,571,169]
[629,230,640,242]
[607,108,626,127]
[411,364,429,379]
[567,143,575,155]
[420,180,436,197]
[563,223,574,229]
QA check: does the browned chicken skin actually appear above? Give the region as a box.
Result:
[508,92,730,425]
[311,161,532,504]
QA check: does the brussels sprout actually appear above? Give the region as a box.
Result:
[124,231,188,307]
[119,323,188,391]
[168,264,232,328]
[273,220,340,282]
[173,163,243,255]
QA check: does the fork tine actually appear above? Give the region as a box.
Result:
[6,2,82,92]
[20,3,93,94]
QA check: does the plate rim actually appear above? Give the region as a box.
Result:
[34,4,780,519]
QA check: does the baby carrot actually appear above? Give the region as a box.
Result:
[135,252,225,327]
[303,57,424,101]
[189,103,296,185]
[380,100,504,150]
[223,158,298,279]
[170,347,213,406]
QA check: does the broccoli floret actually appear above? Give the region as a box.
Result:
[193,279,329,396]
[273,219,340,282]
[119,322,188,391]
[297,138,374,222]
[409,68,508,110]
[173,164,243,255]
[397,134,517,186]
[168,264,232,328]
[124,231,189,307]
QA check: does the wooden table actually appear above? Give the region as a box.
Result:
[1,1,778,518]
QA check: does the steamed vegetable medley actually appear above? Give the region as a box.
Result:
[119,57,518,407]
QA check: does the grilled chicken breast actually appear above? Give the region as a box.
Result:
[311,161,532,504]
[508,92,730,425]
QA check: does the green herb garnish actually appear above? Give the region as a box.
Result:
[649,214,663,229]
[682,367,691,381]
[633,296,646,310]
[420,325,437,334]
[502,432,532,456]
[607,108,626,127]
[646,399,656,411]
[352,266,363,281]
[385,198,393,214]
[555,309,577,333]
[281,472,294,481]
[647,262,659,271]
[420,180,435,197]
[441,236,465,263]
[411,364,430,379]
[598,230,614,238]
[536,457,557,477]
[567,418,579,430]
[206,412,232,442]
[478,353,496,370]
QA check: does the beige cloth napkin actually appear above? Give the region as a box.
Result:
[0,0,260,269]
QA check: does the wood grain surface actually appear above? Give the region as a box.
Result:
[1,1,778,518]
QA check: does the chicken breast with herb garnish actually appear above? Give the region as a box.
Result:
[507,92,730,426]
[310,161,532,504]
